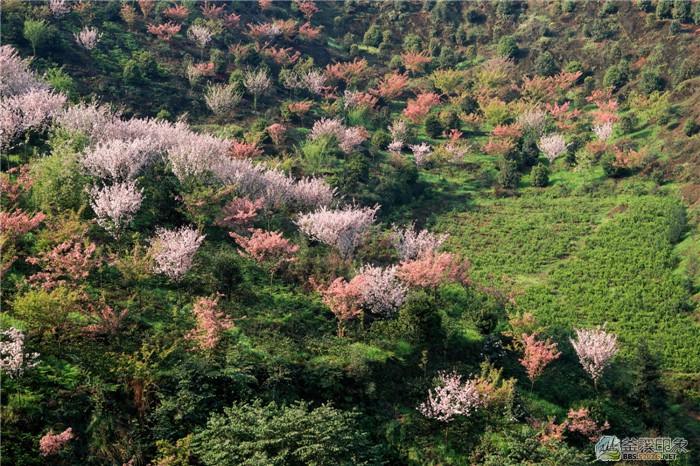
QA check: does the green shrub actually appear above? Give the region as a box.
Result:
[363,24,382,47]
[601,0,618,14]
[530,163,550,187]
[603,65,628,90]
[424,114,443,139]
[669,19,681,33]
[193,400,377,466]
[534,51,558,77]
[675,58,698,83]
[636,0,652,12]
[497,159,521,189]
[639,68,664,95]
[31,142,89,212]
[23,19,48,55]
[683,117,699,136]
[498,35,518,58]
[371,130,392,149]
[673,0,691,21]
[44,67,77,101]
[656,0,672,19]
[601,153,624,178]
[619,113,638,134]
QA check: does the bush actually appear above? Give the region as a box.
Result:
[619,113,638,134]
[601,0,618,14]
[603,65,628,90]
[565,60,584,74]
[32,142,89,212]
[675,58,698,84]
[669,19,681,33]
[498,35,518,58]
[23,19,48,55]
[439,109,460,131]
[656,0,672,19]
[636,0,652,12]
[192,400,378,466]
[639,68,664,95]
[497,159,521,189]
[363,24,382,47]
[601,153,624,178]
[530,163,550,187]
[424,114,443,139]
[371,130,392,149]
[683,118,699,137]
[673,0,691,21]
[534,51,558,77]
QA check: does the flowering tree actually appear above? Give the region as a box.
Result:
[230,228,299,282]
[517,108,548,135]
[186,62,214,85]
[356,265,408,317]
[147,22,181,41]
[26,239,98,291]
[49,0,70,18]
[418,371,483,422]
[520,333,561,387]
[187,25,213,56]
[403,92,441,123]
[149,226,205,282]
[138,0,155,18]
[388,139,403,155]
[538,133,569,164]
[397,252,470,289]
[297,22,321,41]
[295,0,319,19]
[391,224,448,260]
[308,118,368,154]
[401,51,432,75]
[264,46,301,67]
[266,123,286,146]
[291,177,337,210]
[163,4,189,22]
[204,83,242,118]
[216,197,265,230]
[295,204,379,259]
[201,2,225,21]
[0,327,40,378]
[343,90,378,111]
[39,428,74,456]
[88,181,143,238]
[74,27,102,50]
[544,101,580,131]
[186,296,234,350]
[592,122,614,142]
[388,119,410,142]
[566,408,610,442]
[229,139,263,159]
[1,89,66,149]
[570,326,619,388]
[372,72,409,100]
[312,275,367,337]
[410,143,432,167]
[81,139,153,181]
[244,69,272,111]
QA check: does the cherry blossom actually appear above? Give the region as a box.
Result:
[149,226,205,282]
[418,371,483,422]
[74,27,103,50]
[397,252,469,289]
[390,224,448,260]
[295,204,379,259]
[538,133,570,164]
[0,327,40,379]
[520,333,561,386]
[186,296,234,350]
[39,428,74,456]
[570,326,619,387]
[356,265,408,317]
[88,181,143,237]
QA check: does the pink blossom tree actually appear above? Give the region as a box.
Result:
[266,123,286,146]
[230,228,299,283]
[516,108,548,135]
[401,51,432,76]
[397,252,470,289]
[520,333,561,388]
[216,197,265,230]
[149,226,205,282]
[88,181,143,238]
[187,25,213,53]
[403,92,441,124]
[0,327,40,378]
[570,326,619,388]
[592,122,614,142]
[566,407,610,442]
[418,371,483,422]
[49,0,70,18]
[26,239,98,291]
[311,275,368,338]
[147,22,181,41]
[372,72,409,100]
[39,428,74,456]
[295,204,379,259]
[185,296,234,350]
[291,177,337,210]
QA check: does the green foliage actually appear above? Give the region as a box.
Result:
[683,117,699,137]
[498,35,518,58]
[639,68,665,95]
[424,113,443,139]
[31,140,89,213]
[23,19,48,55]
[530,163,549,187]
[603,64,628,91]
[497,159,521,189]
[656,0,673,19]
[371,129,391,150]
[533,51,558,77]
[44,67,77,101]
[363,24,382,47]
[192,400,377,465]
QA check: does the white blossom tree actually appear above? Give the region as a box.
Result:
[295,204,379,259]
[74,27,103,50]
[88,181,144,238]
[244,69,272,111]
[356,265,408,317]
[418,371,483,422]
[0,327,40,378]
[570,326,619,388]
[149,226,205,282]
[391,224,448,260]
[538,133,570,164]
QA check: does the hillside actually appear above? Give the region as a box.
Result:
[1,1,699,465]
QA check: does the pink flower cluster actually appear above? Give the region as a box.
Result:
[418,371,483,422]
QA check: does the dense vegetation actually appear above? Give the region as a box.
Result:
[1,1,699,464]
